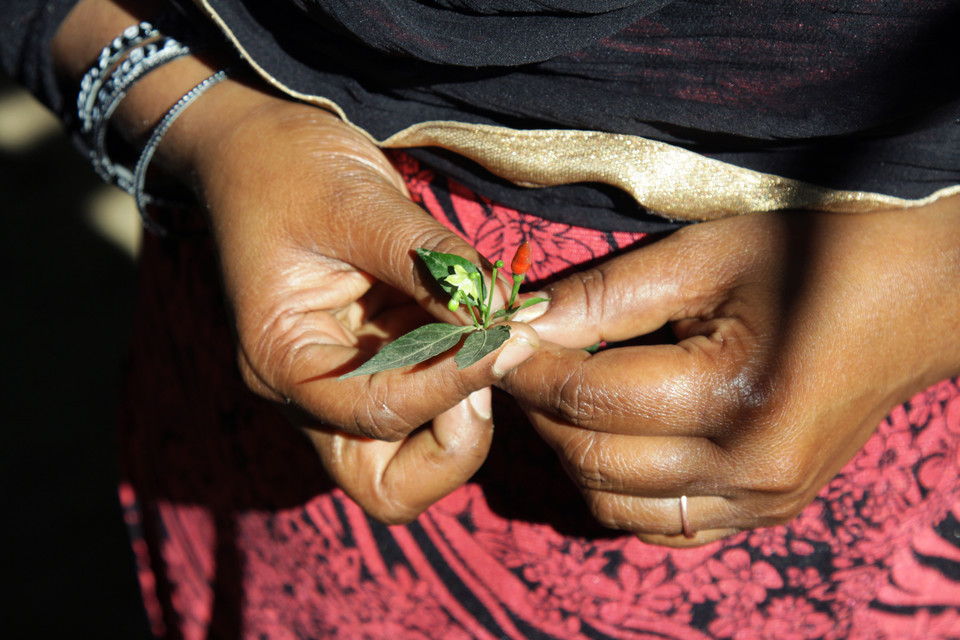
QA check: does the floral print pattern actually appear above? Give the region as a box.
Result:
[119,152,960,639]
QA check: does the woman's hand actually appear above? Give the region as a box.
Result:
[500,197,960,546]
[176,83,540,523]
[53,0,538,523]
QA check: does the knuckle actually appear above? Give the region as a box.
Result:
[449,374,475,405]
[560,432,613,490]
[236,305,318,400]
[363,497,420,526]
[583,491,626,531]
[353,412,410,443]
[753,447,816,496]
[728,365,772,411]
[554,365,603,427]
[709,367,772,432]
[239,304,294,368]
[236,348,275,399]
[570,266,610,326]
[355,473,423,526]
[349,381,416,442]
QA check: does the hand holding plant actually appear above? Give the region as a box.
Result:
[341,242,547,378]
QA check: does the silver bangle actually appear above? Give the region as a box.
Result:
[133,70,229,235]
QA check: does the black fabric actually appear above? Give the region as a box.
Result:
[203,0,960,231]
[404,147,686,233]
[4,1,958,232]
[0,0,81,117]
[290,0,673,66]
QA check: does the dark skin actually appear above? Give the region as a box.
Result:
[55,0,539,525]
[54,0,960,545]
[503,203,960,546]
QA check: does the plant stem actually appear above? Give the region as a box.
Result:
[466,304,481,328]
[484,263,501,328]
[508,273,523,310]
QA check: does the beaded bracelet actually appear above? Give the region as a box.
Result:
[88,36,194,191]
[77,21,160,135]
[133,70,229,235]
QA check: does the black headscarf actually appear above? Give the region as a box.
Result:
[290,1,673,66]
[204,0,960,230]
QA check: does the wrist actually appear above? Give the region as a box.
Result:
[155,70,284,188]
[912,195,960,384]
[865,196,960,398]
[51,0,259,192]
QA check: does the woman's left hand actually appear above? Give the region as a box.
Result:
[499,197,960,546]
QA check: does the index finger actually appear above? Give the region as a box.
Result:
[499,325,754,438]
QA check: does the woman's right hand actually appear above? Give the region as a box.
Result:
[52,0,538,522]
[175,81,539,522]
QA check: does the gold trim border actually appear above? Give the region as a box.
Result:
[195,0,960,221]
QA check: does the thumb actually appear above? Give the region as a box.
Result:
[282,322,540,441]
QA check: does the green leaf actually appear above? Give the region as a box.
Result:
[517,296,550,310]
[339,323,472,379]
[493,296,550,320]
[416,248,486,306]
[454,325,511,369]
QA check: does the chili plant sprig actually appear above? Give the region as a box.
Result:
[339,243,547,379]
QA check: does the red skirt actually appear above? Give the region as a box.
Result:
[119,152,960,639]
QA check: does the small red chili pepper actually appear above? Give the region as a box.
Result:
[511,241,532,275]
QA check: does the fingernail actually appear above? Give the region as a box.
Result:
[467,388,492,420]
[511,292,550,323]
[493,335,538,376]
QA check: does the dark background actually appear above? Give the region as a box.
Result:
[0,73,152,638]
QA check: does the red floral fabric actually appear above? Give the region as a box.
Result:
[119,152,960,639]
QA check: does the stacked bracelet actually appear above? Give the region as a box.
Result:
[89,35,194,191]
[77,17,229,235]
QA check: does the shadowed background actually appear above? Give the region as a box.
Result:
[0,72,151,637]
